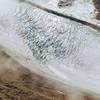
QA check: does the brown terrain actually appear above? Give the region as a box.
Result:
[0,50,68,100]
[93,0,100,20]
[0,50,100,100]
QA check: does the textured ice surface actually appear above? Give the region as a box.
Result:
[0,0,100,94]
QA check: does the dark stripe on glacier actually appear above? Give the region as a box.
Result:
[19,0,100,32]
